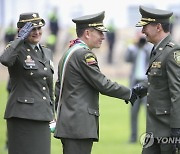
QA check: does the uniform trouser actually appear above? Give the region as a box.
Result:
[142,139,176,154]
[61,138,93,154]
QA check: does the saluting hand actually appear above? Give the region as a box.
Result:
[18,22,34,40]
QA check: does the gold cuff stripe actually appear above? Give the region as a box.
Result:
[19,17,42,22]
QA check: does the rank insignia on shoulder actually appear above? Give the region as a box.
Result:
[167,42,175,48]
[5,43,11,49]
[85,53,97,65]
[41,44,47,48]
[174,51,180,65]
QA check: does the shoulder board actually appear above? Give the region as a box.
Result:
[5,43,11,49]
[83,47,90,50]
[166,42,175,48]
[41,44,48,48]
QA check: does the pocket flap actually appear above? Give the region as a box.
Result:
[155,108,170,115]
[23,63,38,70]
[17,97,34,104]
[88,108,99,116]
[149,68,162,76]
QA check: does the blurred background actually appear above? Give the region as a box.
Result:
[0,0,180,153]
[0,0,180,80]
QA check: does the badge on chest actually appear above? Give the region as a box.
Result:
[25,55,35,68]
[151,62,161,68]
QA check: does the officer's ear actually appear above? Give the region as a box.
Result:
[156,23,163,32]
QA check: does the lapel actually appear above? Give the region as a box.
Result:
[39,45,48,64]
[24,43,49,65]
[146,35,172,74]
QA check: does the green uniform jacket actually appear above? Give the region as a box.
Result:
[54,42,131,141]
[141,35,180,137]
[0,38,54,121]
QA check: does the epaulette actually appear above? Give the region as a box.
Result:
[41,44,48,48]
[83,47,90,50]
[166,42,175,48]
[5,43,11,49]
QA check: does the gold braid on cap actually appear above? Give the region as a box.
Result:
[19,17,42,23]
[142,18,156,22]
[88,23,103,27]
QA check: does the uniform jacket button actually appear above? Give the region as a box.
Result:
[43,97,46,100]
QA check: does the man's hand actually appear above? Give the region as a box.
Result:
[18,22,34,40]
[125,89,138,106]
[133,83,147,98]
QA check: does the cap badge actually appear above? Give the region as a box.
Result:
[32,13,37,18]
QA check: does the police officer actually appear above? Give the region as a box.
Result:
[134,6,180,154]
[0,13,54,154]
[54,11,137,154]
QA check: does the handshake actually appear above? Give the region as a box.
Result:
[125,83,147,106]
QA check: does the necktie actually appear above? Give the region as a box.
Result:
[34,46,42,59]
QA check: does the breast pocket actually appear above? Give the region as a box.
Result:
[148,68,162,76]
[23,63,38,70]
[23,61,39,78]
[17,97,34,104]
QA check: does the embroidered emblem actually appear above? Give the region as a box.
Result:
[167,42,175,48]
[85,53,97,65]
[32,13,37,18]
[174,51,180,65]
[151,62,161,68]
[25,55,35,68]
[5,43,11,49]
